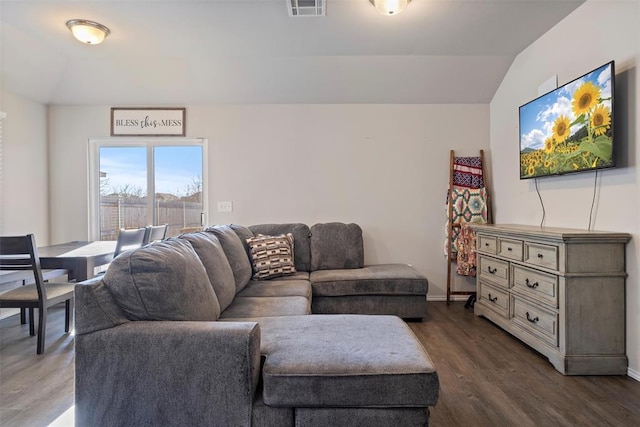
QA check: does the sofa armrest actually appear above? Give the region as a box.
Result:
[75,321,261,426]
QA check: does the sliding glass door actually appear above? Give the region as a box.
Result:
[153,145,204,237]
[89,139,207,241]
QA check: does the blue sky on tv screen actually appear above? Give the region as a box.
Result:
[519,62,612,152]
[99,146,203,196]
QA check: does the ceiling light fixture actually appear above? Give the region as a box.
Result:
[66,19,110,45]
[369,0,412,16]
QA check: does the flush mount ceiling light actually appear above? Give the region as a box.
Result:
[66,19,110,45]
[369,0,412,16]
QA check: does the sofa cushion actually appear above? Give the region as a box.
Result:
[275,271,309,281]
[249,224,311,272]
[179,232,237,312]
[257,315,439,407]
[206,225,253,292]
[103,239,221,321]
[220,296,311,319]
[229,223,254,245]
[310,223,364,271]
[310,264,428,296]
[236,279,311,299]
[246,233,296,280]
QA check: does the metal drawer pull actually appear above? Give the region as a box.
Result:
[526,312,539,323]
[485,242,490,247]
[487,266,497,274]
[525,278,539,289]
[507,247,512,251]
[537,253,544,258]
[488,294,498,303]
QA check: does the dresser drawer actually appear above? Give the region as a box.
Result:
[498,238,523,261]
[478,281,509,318]
[511,296,558,347]
[524,242,558,270]
[477,255,509,289]
[512,265,558,308]
[477,234,497,254]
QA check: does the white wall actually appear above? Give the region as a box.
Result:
[48,104,489,298]
[490,0,640,377]
[0,90,50,244]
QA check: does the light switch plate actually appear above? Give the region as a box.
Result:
[217,201,233,212]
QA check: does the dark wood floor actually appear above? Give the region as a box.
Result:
[0,306,74,427]
[412,302,640,426]
[1,302,639,426]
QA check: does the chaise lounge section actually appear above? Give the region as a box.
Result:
[244,222,430,320]
[74,222,439,426]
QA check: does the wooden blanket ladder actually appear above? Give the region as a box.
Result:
[446,149,492,305]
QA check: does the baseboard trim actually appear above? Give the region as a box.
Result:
[428,295,474,302]
[628,367,640,382]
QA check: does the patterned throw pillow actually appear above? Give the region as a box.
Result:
[246,233,296,280]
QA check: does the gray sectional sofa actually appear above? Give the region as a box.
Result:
[74,222,439,426]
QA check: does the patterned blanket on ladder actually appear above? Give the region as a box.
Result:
[445,156,488,276]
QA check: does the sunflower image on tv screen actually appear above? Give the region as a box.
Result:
[518,61,615,179]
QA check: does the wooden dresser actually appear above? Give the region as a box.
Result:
[471,224,631,375]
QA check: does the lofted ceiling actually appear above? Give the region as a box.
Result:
[0,0,585,105]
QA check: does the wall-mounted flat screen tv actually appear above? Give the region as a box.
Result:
[519,61,615,179]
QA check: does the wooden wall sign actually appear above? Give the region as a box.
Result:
[111,107,186,136]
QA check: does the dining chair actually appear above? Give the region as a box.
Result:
[0,234,75,354]
[18,268,70,327]
[113,227,148,258]
[143,224,168,245]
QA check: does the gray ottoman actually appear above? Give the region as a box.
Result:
[255,315,439,425]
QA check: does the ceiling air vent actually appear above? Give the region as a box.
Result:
[287,0,325,17]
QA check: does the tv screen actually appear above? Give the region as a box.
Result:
[519,61,615,179]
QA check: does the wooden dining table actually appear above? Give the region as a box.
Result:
[0,240,117,285]
[37,240,117,282]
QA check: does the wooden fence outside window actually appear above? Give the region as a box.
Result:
[100,196,202,240]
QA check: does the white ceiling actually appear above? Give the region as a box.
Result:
[0,0,585,105]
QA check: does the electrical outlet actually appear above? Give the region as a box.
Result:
[217,201,233,212]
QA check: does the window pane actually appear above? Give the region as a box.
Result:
[154,146,203,237]
[99,147,147,241]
